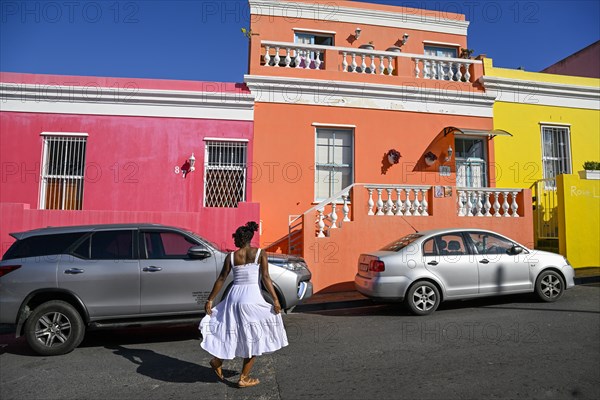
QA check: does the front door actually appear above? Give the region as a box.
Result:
[455,137,487,188]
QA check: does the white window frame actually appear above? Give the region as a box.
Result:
[540,124,572,189]
[203,139,248,208]
[455,137,488,188]
[314,128,354,202]
[39,132,88,210]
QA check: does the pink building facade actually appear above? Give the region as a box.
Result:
[0,72,259,252]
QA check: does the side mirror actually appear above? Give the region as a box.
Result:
[188,246,212,260]
[509,245,523,255]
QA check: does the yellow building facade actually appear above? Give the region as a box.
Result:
[481,58,600,268]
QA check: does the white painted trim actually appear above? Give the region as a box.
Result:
[245,75,496,118]
[423,41,461,48]
[312,123,356,128]
[203,137,249,142]
[538,121,572,127]
[249,0,469,36]
[0,83,255,120]
[293,28,336,35]
[40,132,88,137]
[479,76,600,110]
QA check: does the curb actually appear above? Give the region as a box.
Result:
[574,275,600,285]
[293,298,373,313]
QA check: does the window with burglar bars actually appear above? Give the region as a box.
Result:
[203,140,247,207]
[40,134,87,210]
[541,125,572,189]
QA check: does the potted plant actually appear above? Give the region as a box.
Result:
[424,151,438,166]
[359,41,375,50]
[386,46,402,53]
[460,48,474,59]
[387,149,401,164]
[583,161,600,180]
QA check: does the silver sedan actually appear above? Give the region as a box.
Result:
[355,228,575,315]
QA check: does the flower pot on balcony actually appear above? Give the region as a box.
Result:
[386,46,402,53]
[584,170,600,180]
[359,44,375,50]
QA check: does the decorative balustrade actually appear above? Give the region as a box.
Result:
[364,185,431,217]
[260,41,480,82]
[456,188,522,217]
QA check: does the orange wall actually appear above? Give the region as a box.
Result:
[253,102,493,247]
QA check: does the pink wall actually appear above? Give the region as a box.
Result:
[0,111,253,212]
[541,41,600,78]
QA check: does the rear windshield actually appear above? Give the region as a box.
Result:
[380,233,423,252]
[3,232,87,260]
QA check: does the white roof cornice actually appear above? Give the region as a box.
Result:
[249,0,469,36]
[244,75,495,117]
[479,75,600,110]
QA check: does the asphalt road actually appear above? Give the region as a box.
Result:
[1,284,599,400]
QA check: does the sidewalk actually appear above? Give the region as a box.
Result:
[294,267,600,313]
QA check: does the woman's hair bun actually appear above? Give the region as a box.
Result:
[245,221,259,232]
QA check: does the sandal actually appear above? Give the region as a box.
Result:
[209,358,224,380]
[238,375,260,388]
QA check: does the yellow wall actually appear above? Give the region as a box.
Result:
[557,174,600,268]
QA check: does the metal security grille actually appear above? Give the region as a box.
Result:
[203,141,247,208]
[40,135,87,210]
[541,126,572,190]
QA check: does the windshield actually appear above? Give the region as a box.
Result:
[380,233,423,252]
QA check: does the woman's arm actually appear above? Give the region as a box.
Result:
[204,255,232,315]
[259,250,282,314]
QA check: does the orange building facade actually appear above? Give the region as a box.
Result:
[245,0,533,292]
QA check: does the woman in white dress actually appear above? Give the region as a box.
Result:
[199,221,288,388]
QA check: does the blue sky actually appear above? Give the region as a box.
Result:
[1,0,599,82]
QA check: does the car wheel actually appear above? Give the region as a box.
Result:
[24,300,85,356]
[406,281,440,316]
[535,270,565,302]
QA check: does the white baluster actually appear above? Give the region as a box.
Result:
[414,58,421,78]
[314,51,322,70]
[456,63,463,81]
[361,54,367,74]
[294,49,302,69]
[379,56,385,75]
[387,56,393,75]
[404,189,412,216]
[475,191,484,216]
[367,188,374,215]
[351,53,357,72]
[423,60,430,79]
[317,209,325,237]
[493,191,501,217]
[511,191,519,217]
[464,63,471,82]
[457,190,466,216]
[395,188,403,215]
[376,189,384,216]
[412,189,421,216]
[284,48,291,67]
[502,192,510,217]
[304,50,311,69]
[264,46,271,66]
[330,201,338,229]
[370,55,376,74]
[431,60,438,80]
[273,47,280,67]
[342,194,350,222]
[466,191,474,217]
[342,52,348,72]
[446,62,454,80]
[421,189,429,216]
[385,189,394,216]
[484,192,492,216]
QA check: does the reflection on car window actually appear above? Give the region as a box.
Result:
[380,234,422,252]
[467,232,514,255]
[425,234,467,256]
[2,233,86,260]
[143,231,198,259]
[90,231,134,260]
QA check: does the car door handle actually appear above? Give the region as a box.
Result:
[64,268,84,274]
[143,266,162,272]
[479,259,490,264]
[427,261,438,266]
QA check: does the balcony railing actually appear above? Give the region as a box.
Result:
[260,40,481,82]
[456,188,523,217]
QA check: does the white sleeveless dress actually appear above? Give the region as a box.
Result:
[199,249,288,359]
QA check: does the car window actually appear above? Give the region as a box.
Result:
[90,231,134,260]
[467,232,514,255]
[426,234,467,256]
[142,231,198,259]
[2,233,86,260]
[380,234,422,252]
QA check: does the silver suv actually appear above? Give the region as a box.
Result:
[0,224,313,356]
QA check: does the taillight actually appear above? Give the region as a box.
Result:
[369,260,385,272]
[0,265,21,277]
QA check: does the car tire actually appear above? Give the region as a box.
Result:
[406,281,440,316]
[24,300,85,356]
[535,270,565,302]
